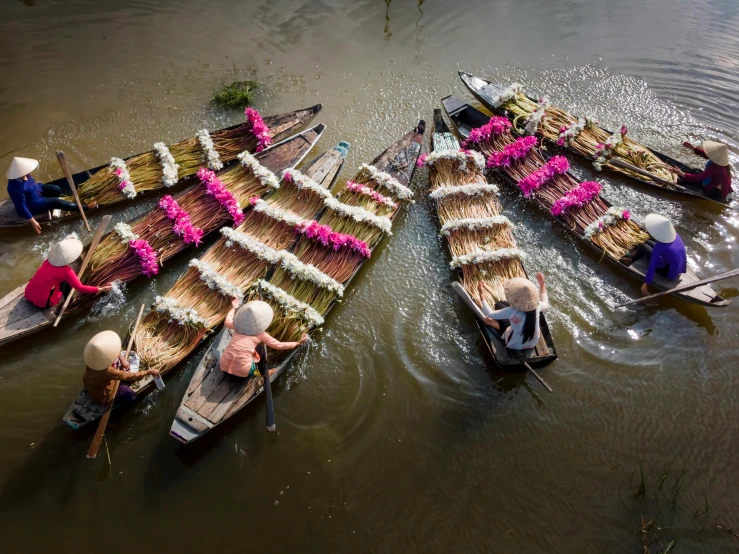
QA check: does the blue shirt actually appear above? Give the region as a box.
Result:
[7,176,47,219]
[644,234,687,284]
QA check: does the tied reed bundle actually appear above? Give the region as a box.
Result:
[242,290,308,364]
[436,194,501,226]
[335,184,396,217]
[291,234,368,284]
[268,269,337,314]
[268,178,330,220]
[446,225,517,258]
[460,258,527,307]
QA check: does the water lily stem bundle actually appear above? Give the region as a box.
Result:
[427,158,485,189]
[268,269,336,313]
[291,238,366,283]
[435,194,500,225]
[460,258,526,306]
[446,226,517,258]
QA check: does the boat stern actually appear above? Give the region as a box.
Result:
[169,405,213,445]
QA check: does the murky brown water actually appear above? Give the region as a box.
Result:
[1,0,739,552]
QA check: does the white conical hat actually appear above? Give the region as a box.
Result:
[234,300,274,335]
[47,238,84,267]
[644,213,676,244]
[703,140,730,166]
[6,157,39,179]
[503,277,540,312]
[84,330,122,370]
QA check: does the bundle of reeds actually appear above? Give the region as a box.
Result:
[460,257,527,306]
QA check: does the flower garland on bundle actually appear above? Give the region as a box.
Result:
[282,169,333,200]
[345,181,397,208]
[429,183,500,199]
[114,222,139,243]
[491,82,524,108]
[114,223,159,277]
[358,164,413,200]
[450,247,527,269]
[557,118,586,146]
[440,216,514,237]
[237,151,281,190]
[593,125,628,171]
[583,207,631,240]
[220,226,283,264]
[275,251,345,296]
[198,168,245,226]
[249,197,308,227]
[196,129,224,171]
[153,296,207,328]
[323,196,393,235]
[296,221,371,258]
[154,142,179,187]
[486,136,538,168]
[463,116,512,147]
[110,157,136,199]
[245,107,272,152]
[188,258,244,302]
[255,279,324,328]
[517,156,570,197]
[550,181,602,216]
[419,149,486,173]
[524,97,551,136]
[159,195,204,245]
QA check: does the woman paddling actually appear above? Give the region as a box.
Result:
[6,157,98,234]
[476,273,548,351]
[219,298,308,379]
[669,140,734,202]
[620,213,687,296]
[24,237,112,309]
[83,330,160,406]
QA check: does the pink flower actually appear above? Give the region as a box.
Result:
[515,156,569,197]
[622,209,630,220]
[283,171,293,183]
[557,138,565,146]
[199,169,245,226]
[129,239,159,277]
[486,136,538,168]
[114,168,122,176]
[345,181,394,206]
[416,153,427,167]
[550,181,602,216]
[620,125,628,136]
[118,180,130,190]
[296,221,371,258]
[158,195,204,245]
[245,107,272,152]
[462,116,512,147]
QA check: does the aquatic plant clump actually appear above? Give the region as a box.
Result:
[212,80,259,109]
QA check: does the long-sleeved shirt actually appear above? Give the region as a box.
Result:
[482,291,549,350]
[644,235,687,284]
[682,147,733,200]
[220,308,301,377]
[83,364,149,404]
[24,259,98,308]
[7,176,48,220]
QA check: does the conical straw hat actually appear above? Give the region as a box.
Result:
[6,157,39,179]
[47,238,83,267]
[503,277,540,312]
[234,301,274,335]
[644,213,676,244]
[84,330,122,370]
[703,140,730,166]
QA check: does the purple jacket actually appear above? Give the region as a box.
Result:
[644,234,687,283]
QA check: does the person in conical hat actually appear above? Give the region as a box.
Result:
[219,298,308,378]
[24,236,113,309]
[82,330,160,405]
[670,140,734,202]
[6,156,98,235]
[476,272,549,351]
[620,213,687,295]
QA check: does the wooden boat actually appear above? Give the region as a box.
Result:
[1,124,326,350]
[170,121,425,445]
[62,142,349,430]
[430,109,556,370]
[0,105,322,229]
[442,95,729,308]
[458,71,728,206]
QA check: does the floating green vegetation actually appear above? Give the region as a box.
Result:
[212,80,259,109]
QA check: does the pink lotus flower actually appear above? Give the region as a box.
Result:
[516,155,570,197]
[159,195,204,245]
[245,107,272,152]
[620,125,628,136]
[622,209,630,220]
[551,181,602,216]
[462,116,512,147]
[416,153,428,168]
[129,239,159,277]
[487,136,538,168]
[198,168,245,226]
[296,221,371,258]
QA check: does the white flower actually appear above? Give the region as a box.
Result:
[220,227,283,264]
[429,183,499,199]
[251,199,307,227]
[282,169,332,200]
[154,142,179,187]
[592,161,603,172]
[359,164,413,200]
[154,296,207,328]
[189,258,244,302]
[256,279,324,328]
[346,182,397,208]
[237,150,280,190]
[440,216,514,236]
[583,207,630,240]
[277,251,345,296]
[114,222,139,243]
[450,247,527,269]
[491,82,523,108]
[424,149,486,172]
[110,157,136,199]
[524,97,551,136]
[197,129,223,171]
[558,117,586,145]
[323,196,393,234]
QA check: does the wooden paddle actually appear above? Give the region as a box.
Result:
[258,286,276,431]
[615,267,739,308]
[56,151,91,232]
[87,303,146,459]
[608,158,686,191]
[53,215,112,327]
[513,352,554,393]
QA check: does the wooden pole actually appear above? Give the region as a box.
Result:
[615,267,739,308]
[518,355,554,393]
[258,285,276,431]
[608,158,683,190]
[87,303,146,459]
[53,215,112,327]
[56,151,91,232]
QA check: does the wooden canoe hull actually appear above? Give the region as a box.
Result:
[0,105,323,230]
[458,71,729,207]
[441,95,729,308]
[170,122,426,445]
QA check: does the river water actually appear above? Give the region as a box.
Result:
[1,0,738,552]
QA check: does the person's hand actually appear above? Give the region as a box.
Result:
[147,369,160,377]
[88,201,99,209]
[682,141,693,149]
[98,285,113,293]
[484,317,495,326]
[119,357,131,371]
[477,282,485,293]
[641,283,649,296]
[299,333,309,344]
[535,272,545,288]
[30,218,41,235]
[231,297,241,309]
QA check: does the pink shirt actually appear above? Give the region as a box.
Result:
[24,260,99,308]
[220,308,301,377]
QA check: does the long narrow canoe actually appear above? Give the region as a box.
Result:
[430,109,556,370]
[1,124,325,350]
[170,121,425,445]
[62,142,348,430]
[459,72,728,206]
[0,105,322,229]
[442,96,729,308]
